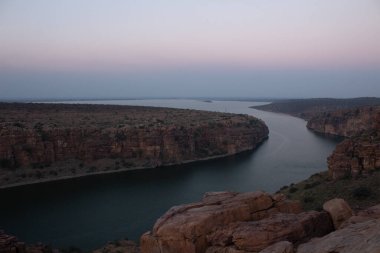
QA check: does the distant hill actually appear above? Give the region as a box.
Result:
[251,97,380,120]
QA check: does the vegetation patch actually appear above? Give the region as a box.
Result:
[278,170,380,211]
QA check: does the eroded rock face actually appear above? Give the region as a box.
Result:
[207,211,332,252]
[0,103,268,187]
[297,219,380,253]
[305,106,380,180]
[140,191,334,253]
[327,132,380,180]
[306,106,380,138]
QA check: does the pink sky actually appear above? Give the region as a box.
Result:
[1,0,379,71]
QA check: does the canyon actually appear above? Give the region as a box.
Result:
[1,98,380,253]
[0,103,268,187]
[254,99,380,180]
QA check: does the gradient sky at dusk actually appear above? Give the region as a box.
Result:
[1,0,380,99]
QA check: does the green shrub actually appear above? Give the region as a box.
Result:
[289,187,298,193]
[352,186,372,199]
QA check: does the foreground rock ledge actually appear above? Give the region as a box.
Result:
[140,191,333,253]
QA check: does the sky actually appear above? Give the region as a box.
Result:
[0,0,380,99]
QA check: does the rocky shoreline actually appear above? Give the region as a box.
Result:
[0,103,268,188]
[2,99,380,253]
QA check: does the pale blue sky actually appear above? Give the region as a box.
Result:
[0,0,380,99]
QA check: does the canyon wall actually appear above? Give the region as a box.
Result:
[306,107,380,137]
[0,103,268,187]
[307,106,380,180]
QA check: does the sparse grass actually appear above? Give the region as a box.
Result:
[278,171,380,211]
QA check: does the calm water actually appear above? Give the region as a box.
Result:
[0,100,340,251]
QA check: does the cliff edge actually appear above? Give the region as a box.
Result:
[307,106,380,180]
[0,103,268,188]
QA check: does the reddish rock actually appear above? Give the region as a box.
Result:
[306,106,380,138]
[0,103,268,187]
[139,191,332,253]
[323,198,353,229]
[327,133,380,180]
[340,204,380,228]
[141,191,287,253]
[305,106,380,180]
[207,211,333,252]
[258,241,293,253]
[297,219,380,253]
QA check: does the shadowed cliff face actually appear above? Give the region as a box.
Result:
[306,107,380,137]
[306,106,380,180]
[0,103,268,187]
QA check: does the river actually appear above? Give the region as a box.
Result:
[0,100,340,251]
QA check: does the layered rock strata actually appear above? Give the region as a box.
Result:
[140,191,334,253]
[307,106,380,180]
[306,106,380,137]
[0,103,268,187]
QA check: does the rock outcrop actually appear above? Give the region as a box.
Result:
[306,106,380,137]
[306,106,380,180]
[140,191,334,253]
[0,103,268,187]
[323,198,353,229]
[327,131,380,179]
[296,219,380,253]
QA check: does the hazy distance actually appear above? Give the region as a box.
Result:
[1,0,379,99]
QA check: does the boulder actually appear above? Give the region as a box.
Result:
[207,211,333,252]
[323,198,353,229]
[140,191,305,253]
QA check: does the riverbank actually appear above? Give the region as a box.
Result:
[0,100,340,251]
[0,146,264,190]
[0,102,268,188]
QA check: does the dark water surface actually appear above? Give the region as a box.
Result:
[0,100,340,251]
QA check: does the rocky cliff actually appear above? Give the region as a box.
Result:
[306,106,380,180]
[0,103,268,187]
[306,106,380,137]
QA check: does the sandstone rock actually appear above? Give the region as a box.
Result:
[0,103,269,187]
[140,191,307,253]
[306,106,380,138]
[297,219,380,253]
[323,198,353,229]
[341,204,380,228]
[258,241,293,253]
[207,211,333,252]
